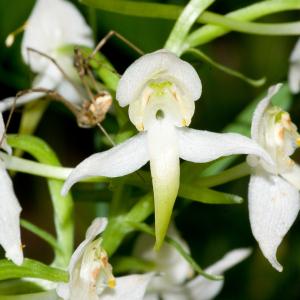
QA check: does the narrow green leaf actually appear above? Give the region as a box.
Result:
[185,48,265,87]
[179,184,243,204]
[0,259,68,282]
[20,219,60,252]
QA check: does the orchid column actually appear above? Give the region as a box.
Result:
[62,49,272,249]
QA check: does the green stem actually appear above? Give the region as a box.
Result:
[1,152,251,189]
[20,219,61,253]
[164,0,215,55]
[186,0,300,47]
[7,135,74,268]
[185,48,265,87]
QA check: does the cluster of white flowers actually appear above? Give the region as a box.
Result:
[1,0,300,299]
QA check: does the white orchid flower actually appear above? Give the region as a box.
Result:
[134,225,251,300]
[0,113,23,265]
[62,49,272,248]
[247,83,300,271]
[289,38,300,94]
[57,217,153,300]
[0,0,94,111]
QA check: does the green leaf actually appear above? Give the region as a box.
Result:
[179,184,243,204]
[7,135,74,268]
[20,219,60,253]
[185,48,265,87]
[0,280,44,295]
[0,259,68,282]
[164,0,215,55]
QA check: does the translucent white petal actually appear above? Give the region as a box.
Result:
[288,63,300,94]
[0,164,23,265]
[62,133,149,195]
[147,120,180,249]
[178,128,273,166]
[101,273,154,300]
[134,223,193,286]
[251,84,282,141]
[183,248,251,300]
[56,218,108,300]
[0,113,11,154]
[22,0,93,73]
[116,49,201,107]
[281,162,300,190]
[249,170,300,271]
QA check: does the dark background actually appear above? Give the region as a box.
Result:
[0,0,300,299]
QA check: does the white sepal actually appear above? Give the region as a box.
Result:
[248,170,300,271]
[22,0,93,73]
[116,49,201,107]
[0,164,23,265]
[0,113,11,154]
[178,127,273,166]
[62,133,149,195]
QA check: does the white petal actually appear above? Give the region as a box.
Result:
[249,170,300,271]
[147,120,180,249]
[69,218,107,273]
[101,274,154,300]
[251,84,282,141]
[22,0,93,73]
[62,133,149,195]
[178,128,273,166]
[116,49,201,107]
[134,223,193,286]
[0,164,23,265]
[183,248,251,300]
[288,63,300,94]
[0,113,11,154]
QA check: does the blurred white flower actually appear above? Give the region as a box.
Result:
[289,39,300,94]
[247,83,300,271]
[62,49,272,249]
[0,113,23,265]
[0,0,94,111]
[134,224,251,300]
[57,218,153,300]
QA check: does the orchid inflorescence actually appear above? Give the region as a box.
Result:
[1,0,300,299]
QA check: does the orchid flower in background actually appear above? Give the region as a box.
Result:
[289,38,300,94]
[0,0,94,112]
[134,224,251,300]
[247,83,300,272]
[0,113,23,265]
[62,49,273,249]
[57,217,153,300]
